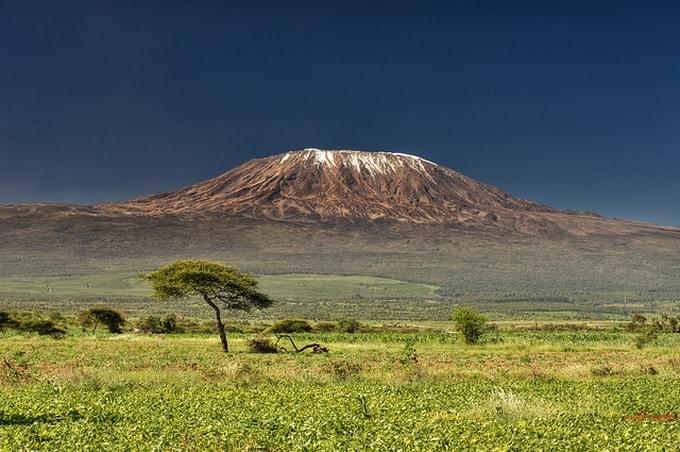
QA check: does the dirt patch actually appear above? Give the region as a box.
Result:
[626,413,677,422]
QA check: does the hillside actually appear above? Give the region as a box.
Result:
[1,149,679,318]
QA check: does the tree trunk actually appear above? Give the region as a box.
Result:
[203,295,228,352]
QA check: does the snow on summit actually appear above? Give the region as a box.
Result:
[278,148,438,177]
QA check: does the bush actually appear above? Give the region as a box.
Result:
[267,319,313,334]
[337,318,361,333]
[19,320,66,336]
[399,338,418,365]
[314,321,337,332]
[634,328,658,349]
[79,308,125,334]
[452,306,487,344]
[137,315,178,334]
[627,314,648,332]
[0,311,19,330]
[247,336,279,353]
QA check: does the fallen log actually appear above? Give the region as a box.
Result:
[275,335,329,353]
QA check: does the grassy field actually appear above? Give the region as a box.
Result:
[2,326,680,450]
[0,272,440,301]
[0,272,451,320]
[2,270,677,321]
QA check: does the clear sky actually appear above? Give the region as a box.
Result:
[1,1,678,225]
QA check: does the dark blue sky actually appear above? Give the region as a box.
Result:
[1,1,678,224]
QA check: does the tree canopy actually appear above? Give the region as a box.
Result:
[78,308,126,334]
[144,260,273,351]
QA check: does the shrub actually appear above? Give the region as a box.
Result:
[0,311,19,330]
[19,320,66,336]
[314,321,337,332]
[452,306,487,344]
[247,336,279,353]
[79,308,125,334]
[336,318,361,333]
[267,319,312,334]
[627,314,648,332]
[399,338,418,365]
[634,328,658,349]
[137,315,178,334]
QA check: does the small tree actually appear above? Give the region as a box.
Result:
[79,308,125,334]
[452,306,487,344]
[144,260,273,352]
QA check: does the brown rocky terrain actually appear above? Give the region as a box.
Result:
[98,148,676,238]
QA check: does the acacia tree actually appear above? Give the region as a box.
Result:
[78,308,125,334]
[144,260,273,352]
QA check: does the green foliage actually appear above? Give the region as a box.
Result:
[3,330,680,448]
[634,327,658,349]
[452,306,487,344]
[78,308,125,334]
[314,321,337,332]
[137,315,178,334]
[5,269,680,321]
[144,260,273,352]
[336,318,361,333]
[627,314,648,332]
[267,319,312,334]
[144,260,273,311]
[0,311,19,330]
[399,337,418,365]
[247,336,279,353]
[17,320,65,336]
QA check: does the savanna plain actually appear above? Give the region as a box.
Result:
[2,309,680,450]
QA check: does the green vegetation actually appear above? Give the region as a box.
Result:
[2,325,680,449]
[2,268,679,320]
[78,308,125,334]
[0,254,677,447]
[337,317,362,333]
[136,314,178,334]
[0,272,439,300]
[145,260,273,352]
[247,335,280,353]
[452,306,487,344]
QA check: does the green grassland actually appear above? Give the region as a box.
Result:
[1,268,677,320]
[2,328,680,450]
[2,213,680,321]
[0,272,439,300]
[0,272,452,320]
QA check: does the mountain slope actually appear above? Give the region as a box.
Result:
[1,148,680,317]
[100,148,677,237]
[104,149,555,224]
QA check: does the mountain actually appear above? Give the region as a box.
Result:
[1,148,680,318]
[106,149,553,224]
[101,148,672,237]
